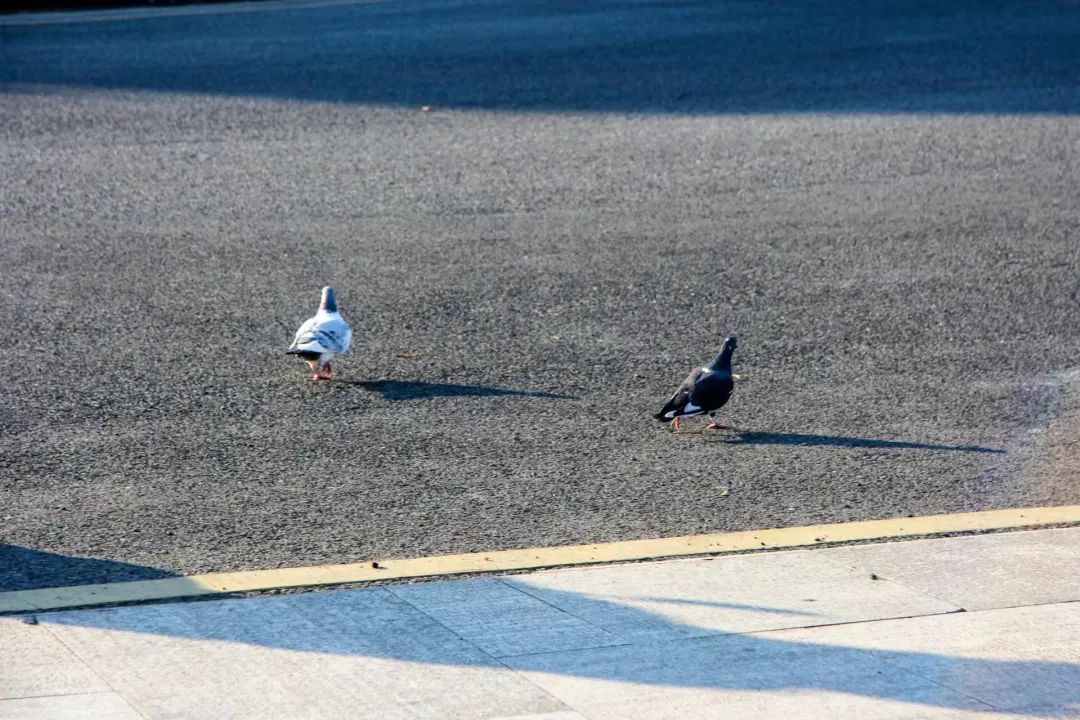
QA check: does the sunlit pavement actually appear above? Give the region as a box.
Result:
[2,527,1077,719]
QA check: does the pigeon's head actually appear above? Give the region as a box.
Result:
[708,335,738,371]
[319,286,338,313]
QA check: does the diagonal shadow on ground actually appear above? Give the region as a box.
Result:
[0,546,178,593]
[26,575,1078,714]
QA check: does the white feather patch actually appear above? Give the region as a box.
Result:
[666,403,703,419]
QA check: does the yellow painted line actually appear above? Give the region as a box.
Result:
[3,505,1078,614]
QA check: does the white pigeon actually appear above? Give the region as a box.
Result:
[287,286,352,380]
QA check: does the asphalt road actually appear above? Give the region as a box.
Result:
[2,0,1079,592]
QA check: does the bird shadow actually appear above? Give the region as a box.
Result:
[714,431,1006,454]
[337,379,576,401]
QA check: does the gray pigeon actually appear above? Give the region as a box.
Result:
[655,336,738,431]
[287,287,352,380]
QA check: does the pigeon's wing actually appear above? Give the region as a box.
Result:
[308,316,351,354]
[327,316,352,354]
[288,315,320,351]
[289,314,351,354]
[654,367,706,420]
[689,371,734,413]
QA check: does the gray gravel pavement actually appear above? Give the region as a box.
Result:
[1,0,1079,591]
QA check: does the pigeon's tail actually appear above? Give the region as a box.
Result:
[654,389,692,422]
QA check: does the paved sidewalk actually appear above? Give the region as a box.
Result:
[2,528,1078,719]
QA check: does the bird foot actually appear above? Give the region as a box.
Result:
[706,423,731,430]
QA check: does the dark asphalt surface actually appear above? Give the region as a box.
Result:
[2,0,1079,592]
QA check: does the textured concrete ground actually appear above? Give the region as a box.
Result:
[1,0,1079,589]
[2,528,1078,719]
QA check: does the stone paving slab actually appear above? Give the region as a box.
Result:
[505,602,1079,719]
[0,618,106,700]
[503,640,997,720]
[503,549,959,645]
[823,527,1080,611]
[39,590,568,720]
[0,693,143,720]
[387,578,623,658]
[0,529,1077,719]
[807,601,1080,715]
